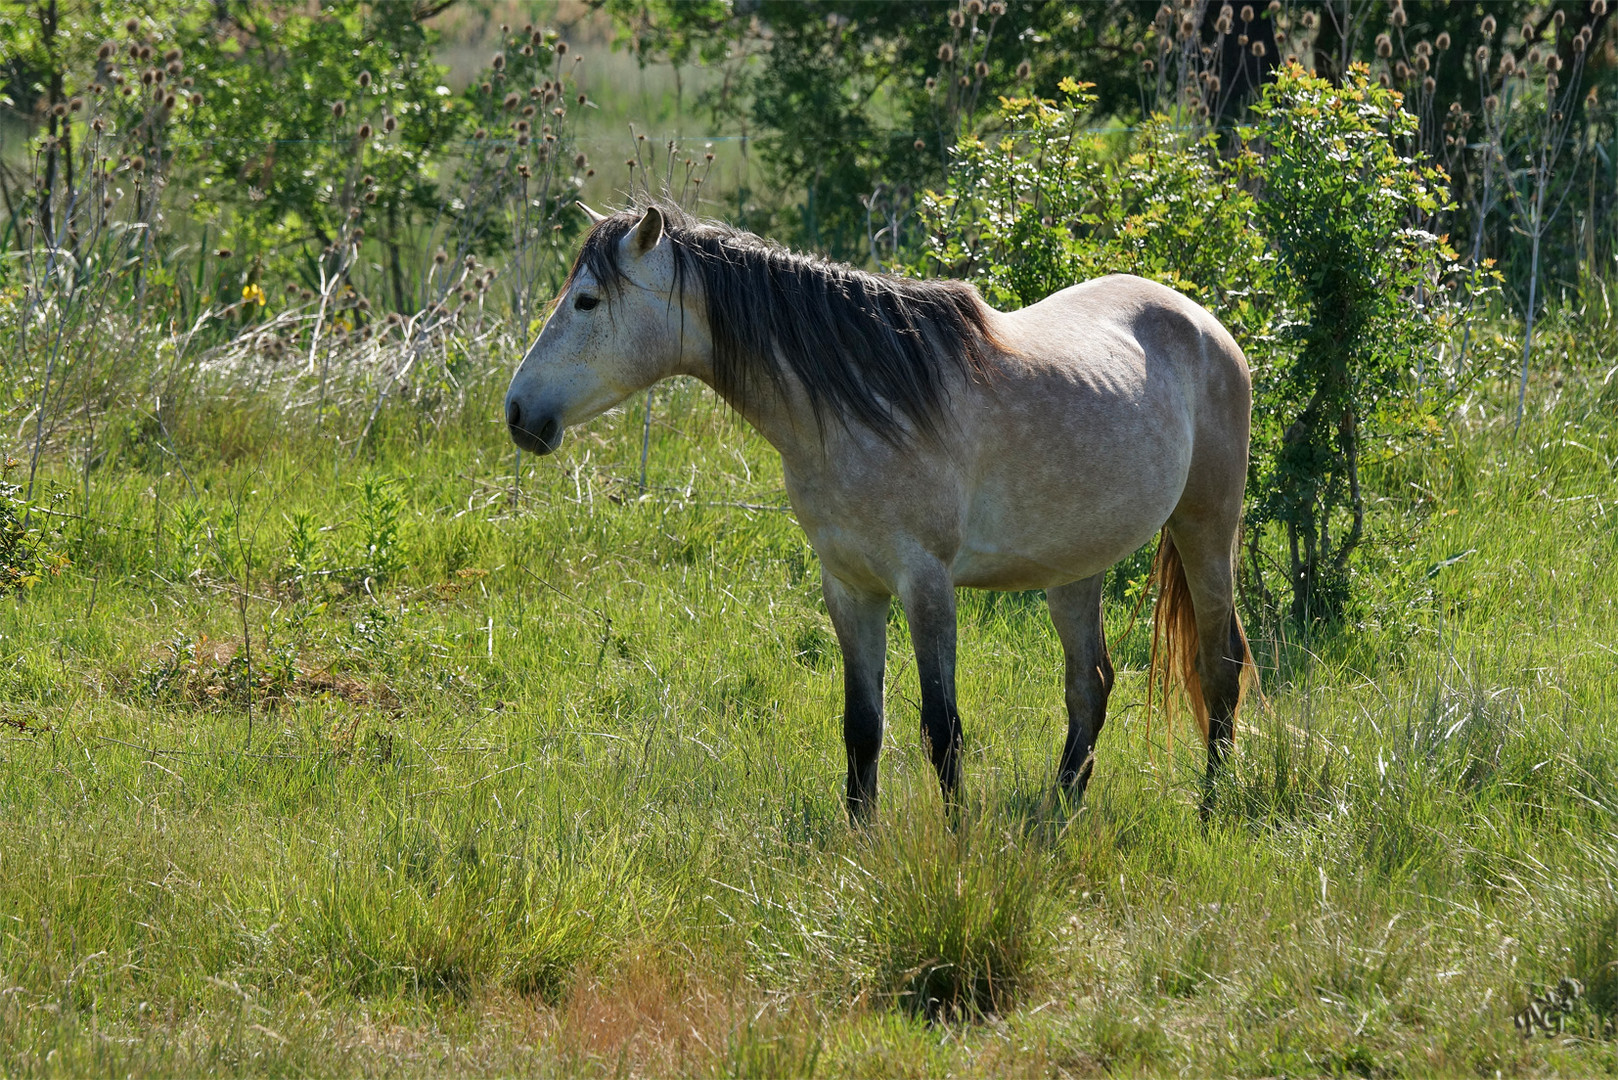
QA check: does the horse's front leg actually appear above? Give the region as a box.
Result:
[822,572,890,822]
[899,561,963,806]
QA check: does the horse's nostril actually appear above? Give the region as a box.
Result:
[507,399,522,431]
[538,416,560,446]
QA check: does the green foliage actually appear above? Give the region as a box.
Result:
[910,68,1475,627]
[179,0,461,282]
[913,79,1276,339]
[605,2,1158,258]
[1240,64,1463,624]
[0,470,67,593]
[350,472,407,582]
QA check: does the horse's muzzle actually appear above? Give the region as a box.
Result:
[507,399,561,455]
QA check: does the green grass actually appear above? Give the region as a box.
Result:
[3,320,1618,1077]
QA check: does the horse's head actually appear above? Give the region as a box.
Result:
[505,205,691,455]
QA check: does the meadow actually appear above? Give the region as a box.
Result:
[2,297,1617,1077]
[7,1,1618,1074]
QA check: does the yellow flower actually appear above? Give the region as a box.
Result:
[242,283,266,306]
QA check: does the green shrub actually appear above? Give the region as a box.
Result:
[910,69,1473,628]
[0,469,68,594]
[1240,63,1468,624]
[913,79,1276,337]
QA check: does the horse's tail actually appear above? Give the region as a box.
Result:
[1146,528,1255,749]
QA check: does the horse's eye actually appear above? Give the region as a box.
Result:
[574,294,599,312]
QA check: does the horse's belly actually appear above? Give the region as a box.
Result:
[950,515,1165,590]
[949,550,1089,590]
[951,460,1184,590]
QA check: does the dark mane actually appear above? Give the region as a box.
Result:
[567,201,1002,443]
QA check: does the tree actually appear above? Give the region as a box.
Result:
[605,0,1157,259]
[175,1,463,309]
[1241,64,1459,623]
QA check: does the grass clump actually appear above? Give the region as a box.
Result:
[856,812,1058,1020]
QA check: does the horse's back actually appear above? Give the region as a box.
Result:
[946,275,1249,589]
[1000,275,1248,394]
[993,274,1250,469]
[1026,276,1253,536]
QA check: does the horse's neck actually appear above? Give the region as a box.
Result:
[682,348,826,465]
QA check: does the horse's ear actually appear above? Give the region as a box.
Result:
[631,205,664,254]
[575,201,607,224]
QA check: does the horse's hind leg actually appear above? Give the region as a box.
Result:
[1047,574,1114,800]
[1165,520,1250,802]
[823,572,890,822]
[898,560,963,806]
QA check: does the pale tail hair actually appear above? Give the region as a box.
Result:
[1146,528,1257,752]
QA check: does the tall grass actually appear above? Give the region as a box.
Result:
[1,303,1617,1073]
